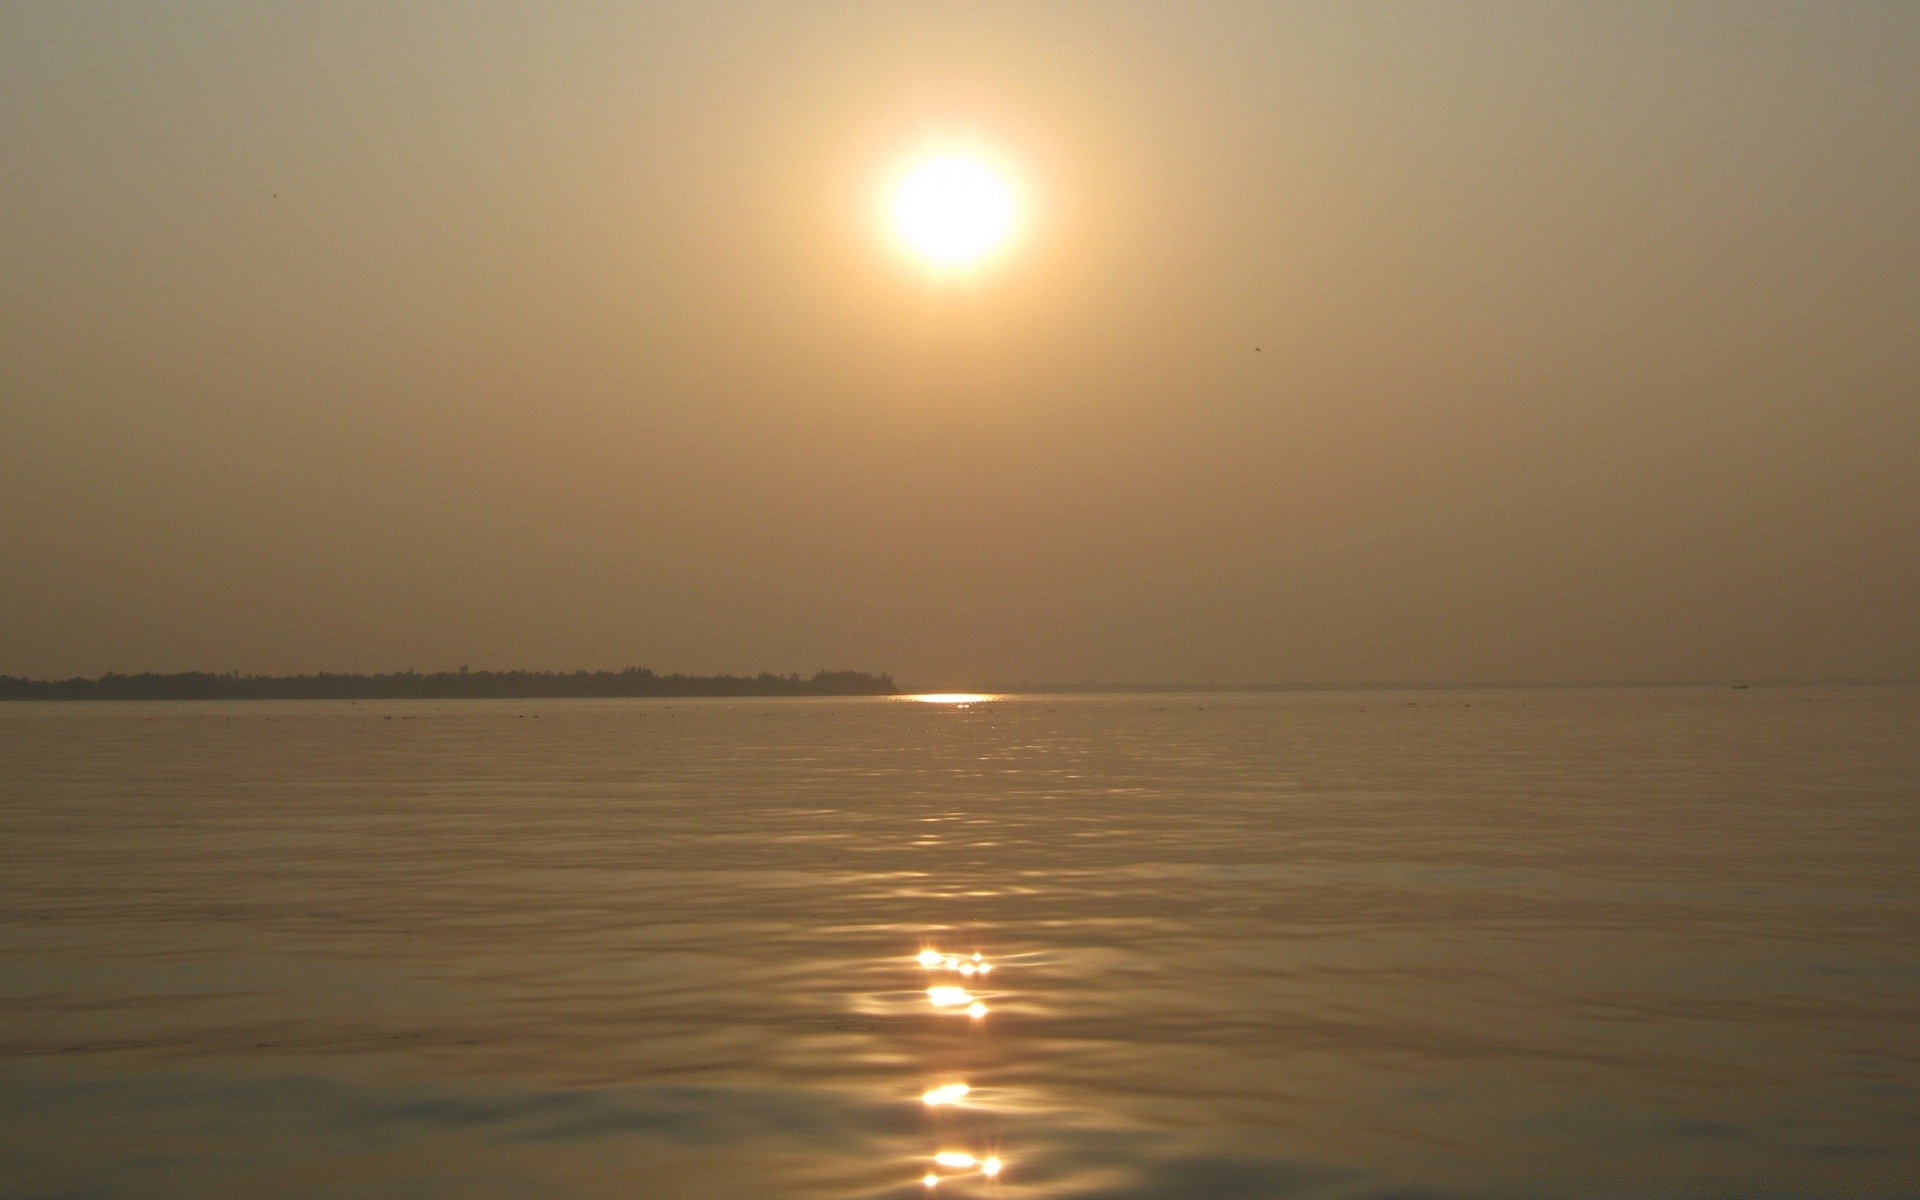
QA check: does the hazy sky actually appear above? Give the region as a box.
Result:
[3,2,1916,685]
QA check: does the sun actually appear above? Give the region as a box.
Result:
[890,153,1017,267]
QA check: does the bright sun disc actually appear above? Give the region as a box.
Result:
[892,155,1015,266]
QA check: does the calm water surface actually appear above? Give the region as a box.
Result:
[1,689,1916,1198]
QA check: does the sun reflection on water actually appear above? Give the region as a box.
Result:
[907,947,1008,1186]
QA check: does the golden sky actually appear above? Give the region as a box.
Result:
[2,2,1916,684]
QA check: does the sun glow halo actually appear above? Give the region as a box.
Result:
[890,153,1016,267]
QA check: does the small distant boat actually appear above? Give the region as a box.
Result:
[1731,683,1750,690]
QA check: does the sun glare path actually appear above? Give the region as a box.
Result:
[909,943,1007,1183]
[907,693,995,705]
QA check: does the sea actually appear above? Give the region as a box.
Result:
[1,687,1916,1199]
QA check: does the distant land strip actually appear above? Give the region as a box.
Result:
[0,668,896,701]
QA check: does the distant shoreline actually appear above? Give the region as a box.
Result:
[0,669,896,701]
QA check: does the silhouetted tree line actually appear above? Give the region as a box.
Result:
[0,667,896,701]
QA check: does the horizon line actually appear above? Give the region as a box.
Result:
[933,677,1920,693]
[4,666,1916,700]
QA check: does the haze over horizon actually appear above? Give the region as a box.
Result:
[4,2,1917,686]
